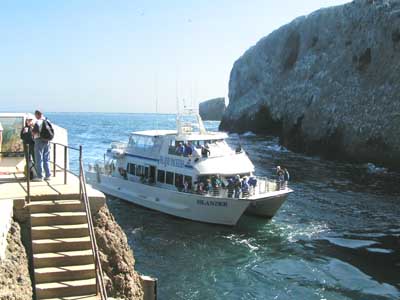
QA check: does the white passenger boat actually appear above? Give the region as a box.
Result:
[86,110,293,225]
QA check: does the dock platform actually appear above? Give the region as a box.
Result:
[0,156,107,300]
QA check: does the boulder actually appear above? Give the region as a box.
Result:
[220,0,400,168]
[199,98,226,121]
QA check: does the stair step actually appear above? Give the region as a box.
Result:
[32,224,89,239]
[31,212,88,226]
[35,264,95,283]
[29,200,84,213]
[33,249,94,267]
[43,295,99,300]
[33,249,94,268]
[35,278,96,300]
[32,237,92,253]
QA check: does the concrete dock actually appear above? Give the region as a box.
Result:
[0,157,106,300]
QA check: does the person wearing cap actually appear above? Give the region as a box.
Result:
[21,114,35,178]
[20,114,35,164]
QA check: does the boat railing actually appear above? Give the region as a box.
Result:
[90,163,288,200]
[190,176,287,199]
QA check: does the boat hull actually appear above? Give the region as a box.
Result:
[245,192,290,218]
[86,171,251,225]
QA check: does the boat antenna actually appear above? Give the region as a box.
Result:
[154,72,159,131]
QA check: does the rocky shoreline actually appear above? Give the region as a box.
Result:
[220,0,400,169]
[93,205,144,299]
[0,221,32,300]
[0,203,144,300]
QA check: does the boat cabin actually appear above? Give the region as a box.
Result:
[99,110,255,195]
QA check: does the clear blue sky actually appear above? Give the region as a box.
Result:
[0,0,349,113]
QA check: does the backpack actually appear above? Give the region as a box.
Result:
[40,119,54,141]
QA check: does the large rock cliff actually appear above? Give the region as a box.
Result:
[93,205,144,300]
[220,0,400,168]
[199,97,226,121]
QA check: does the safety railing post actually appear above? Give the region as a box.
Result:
[79,145,83,196]
[53,143,56,177]
[64,145,67,184]
[26,144,31,204]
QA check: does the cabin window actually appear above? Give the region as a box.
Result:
[175,173,184,189]
[184,175,192,187]
[166,171,174,185]
[128,136,136,148]
[127,163,136,175]
[129,135,155,149]
[168,139,176,155]
[157,170,165,183]
[136,165,144,176]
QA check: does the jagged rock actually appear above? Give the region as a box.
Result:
[93,205,143,300]
[220,0,400,168]
[199,97,226,121]
[0,221,32,300]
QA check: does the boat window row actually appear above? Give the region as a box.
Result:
[128,135,155,149]
[127,163,149,178]
[126,162,192,191]
[157,169,192,190]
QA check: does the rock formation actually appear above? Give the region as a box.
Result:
[220,0,400,168]
[0,221,32,300]
[93,205,144,300]
[199,97,226,120]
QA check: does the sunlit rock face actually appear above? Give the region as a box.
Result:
[199,97,226,121]
[220,0,400,168]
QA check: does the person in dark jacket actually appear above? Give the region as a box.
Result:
[20,115,35,163]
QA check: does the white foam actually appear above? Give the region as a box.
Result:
[366,248,394,254]
[325,237,378,249]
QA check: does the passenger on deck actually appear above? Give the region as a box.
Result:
[284,168,290,182]
[184,141,193,157]
[197,182,205,194]
[248,176,257,195]
[227,178,234,198]
[235,144,243,154]
[183,180,189,192]
[201,144,210,157]
[211,174,223,196]
[276,166,285,189]
[205,178,212,194]
[176,142,185,155]
[241,177,250,197]
[234,175,241,198]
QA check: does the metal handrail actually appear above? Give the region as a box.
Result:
[24,142,107,299]
[79,157,108,300]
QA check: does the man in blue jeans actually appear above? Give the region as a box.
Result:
[32,110,51,181]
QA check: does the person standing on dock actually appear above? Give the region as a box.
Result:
[20,114,36,178]
[32,110,53,181]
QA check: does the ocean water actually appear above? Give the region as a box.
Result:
[48,113,400,300]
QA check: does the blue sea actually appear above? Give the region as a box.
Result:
[48,112,400,300]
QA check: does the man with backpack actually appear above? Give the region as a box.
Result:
[32,110,54,181]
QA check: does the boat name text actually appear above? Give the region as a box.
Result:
[160,156,185,168]
[197,199,228,207]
